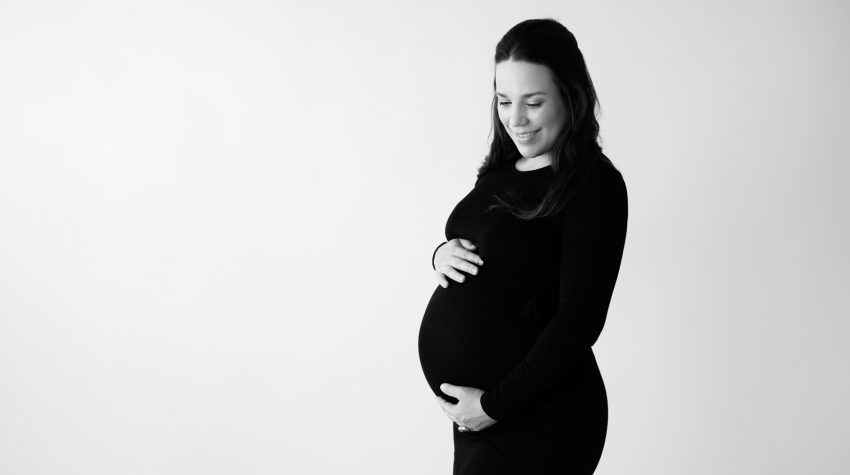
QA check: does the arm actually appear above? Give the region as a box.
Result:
[479,165,628,421]
[432,172,484,270]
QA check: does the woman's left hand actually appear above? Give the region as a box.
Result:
[436,383,498,432]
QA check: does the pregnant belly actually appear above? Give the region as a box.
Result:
[418,270,547,402]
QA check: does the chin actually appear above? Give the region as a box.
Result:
[516,146,538,157]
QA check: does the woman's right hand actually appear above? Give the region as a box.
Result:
[434,238,484,288]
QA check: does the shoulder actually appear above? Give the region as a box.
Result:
[578,152,627,203]
[552,156,628,248]
[558,152,628,227]
[473,162,501,186]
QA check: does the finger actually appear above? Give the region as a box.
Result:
[455,256,480,275]
[440,383,461,398]
[444,266,467,283]
[449,256,480,276]
[435,396,454,414]
[458,238,476,250]
[435,273,448,288]
[462,250,484,266]
[435,256,466,283]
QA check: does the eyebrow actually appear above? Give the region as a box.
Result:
[495,91,547,98]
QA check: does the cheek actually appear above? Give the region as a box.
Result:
[540,112,565,136]
[537,109,556,128]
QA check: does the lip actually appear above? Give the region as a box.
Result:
[514,129,540,141]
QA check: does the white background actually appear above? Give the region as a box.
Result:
[1,1,848,474]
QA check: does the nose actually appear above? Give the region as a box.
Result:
[507,105,528,129]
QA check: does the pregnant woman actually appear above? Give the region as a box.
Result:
[417,18,628,474]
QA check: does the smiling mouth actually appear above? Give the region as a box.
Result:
[515,129,540,139]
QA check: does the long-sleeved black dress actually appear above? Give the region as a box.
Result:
[418,152,628,474]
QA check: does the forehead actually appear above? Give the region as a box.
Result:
[494,59,555,95]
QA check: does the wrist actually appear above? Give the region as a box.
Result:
[432,241,448,270]
[479,391,500,422]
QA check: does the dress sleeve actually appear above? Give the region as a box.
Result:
[432,241,448,270]
[435,173,482,269]
[479,165,628,422]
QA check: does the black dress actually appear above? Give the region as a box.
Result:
[418,152,628,474]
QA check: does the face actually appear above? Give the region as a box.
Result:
[495,59,568,161]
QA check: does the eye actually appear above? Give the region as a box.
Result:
[498,101,542,108]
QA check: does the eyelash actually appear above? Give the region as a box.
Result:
[498,101,542,109]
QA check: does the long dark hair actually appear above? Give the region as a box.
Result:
[478,18,611,220]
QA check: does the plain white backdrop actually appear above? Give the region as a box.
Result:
[1,1,848,474]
